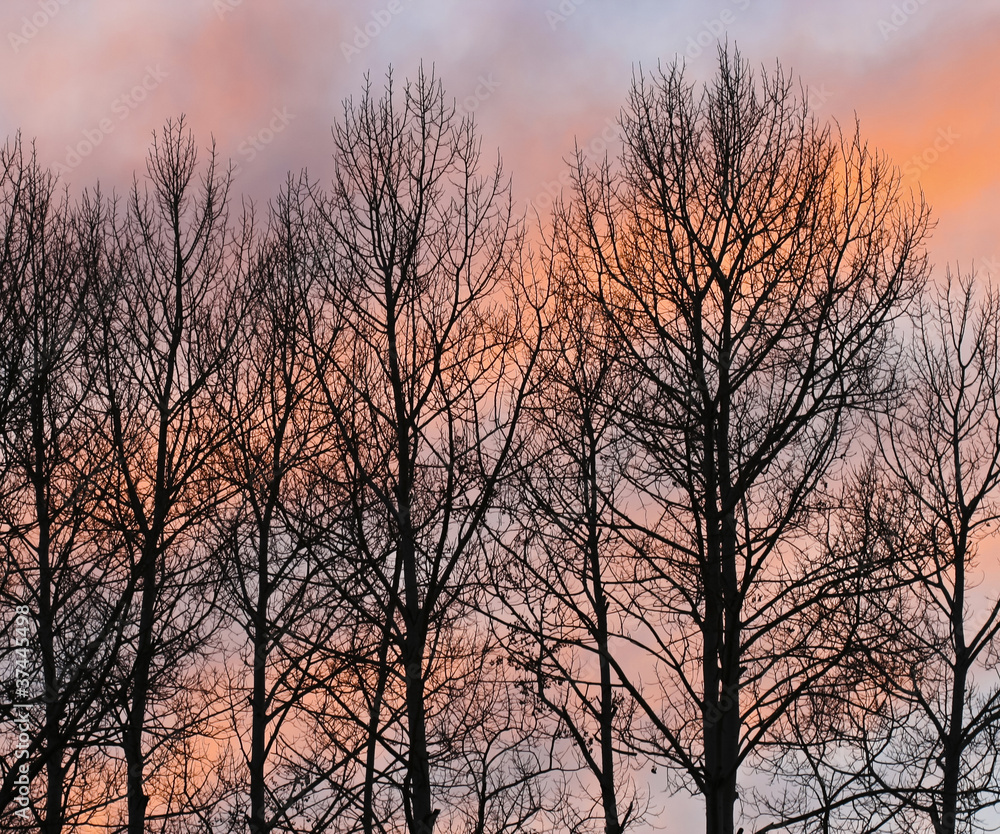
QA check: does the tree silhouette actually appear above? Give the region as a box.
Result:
[547,47,930,834]
[8,49,1000,834]
[871,273,1000,834]
[490,253,645,833]
[214,175,359,834]
[0,137,129,833]
[83,118,248,834]
[308,67,543,834]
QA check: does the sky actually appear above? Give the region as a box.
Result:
[2,0,999,830]
[2,0,998,276]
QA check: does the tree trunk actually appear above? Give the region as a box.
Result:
[124,548,157,834]
[703,429,740,834]
[32,378,64,834]
[937,660,966,834]
[401,518,433,832]
[364,555,402,834]
[938,544,968,834]
[403,626,433,834]
[36,504,65,834]
[586,421,621,834]
[249,527,271,834]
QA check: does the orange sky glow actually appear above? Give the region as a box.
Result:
[2,1,998,831]
[2,0,996,274]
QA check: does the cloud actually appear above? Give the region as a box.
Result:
[0,0,994,269]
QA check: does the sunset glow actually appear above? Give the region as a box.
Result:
[2,3,999,834]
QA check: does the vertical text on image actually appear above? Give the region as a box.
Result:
[9,605,34,820]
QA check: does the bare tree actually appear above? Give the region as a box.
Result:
[84,118,248,834]
[309,67,543,834]
[3,50,981,834]
[0,135,87,833]
[761,273,1000,834]
[489,255,648,834]
[0,138,129,833]
[866,272,1000,834]
[548,48,930,834]
[214,174,361,834]
[0,134,33,435]
[748,459,927,834]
